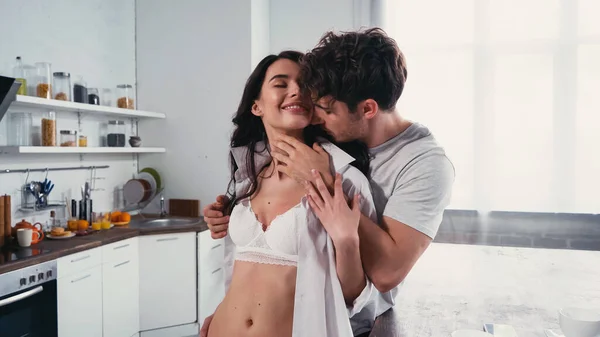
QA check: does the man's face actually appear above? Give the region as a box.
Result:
[311,96,367,142]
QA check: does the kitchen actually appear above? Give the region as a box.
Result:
[1,1,600,337]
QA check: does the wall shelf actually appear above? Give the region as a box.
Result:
[9,95,166,119]
[0,146,166,155]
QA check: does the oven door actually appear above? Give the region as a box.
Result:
[0,280,57,337]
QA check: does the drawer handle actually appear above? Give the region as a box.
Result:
[211,244,222,250]
[211,268,222,274]
[114,244,130,250]
[114,260,130,268]
[71,255,91,263]
[71,274,91,283]
[157,237,178,242]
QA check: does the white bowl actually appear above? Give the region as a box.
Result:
[559,307,600,337]
[451,330,492,337]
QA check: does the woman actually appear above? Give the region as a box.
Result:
[206,51,377,337]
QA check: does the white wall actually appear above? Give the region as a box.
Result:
[136,0,252,209]
[0,0,137,224]
[269,0,357,53]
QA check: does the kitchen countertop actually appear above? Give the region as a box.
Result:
[0,216,208,275]
[368,243,600,337]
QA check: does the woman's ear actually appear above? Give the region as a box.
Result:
[251,102,262,117]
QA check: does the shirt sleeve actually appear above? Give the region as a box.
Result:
[339,165,378,317]
[383,154,455,239]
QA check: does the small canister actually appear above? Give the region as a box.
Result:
[59,130,77,147]
[52,72,71,101]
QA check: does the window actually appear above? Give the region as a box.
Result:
[385,0,600,214]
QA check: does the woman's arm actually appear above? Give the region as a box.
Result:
[307,170,374,304]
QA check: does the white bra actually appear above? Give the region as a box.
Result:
[228,198,303,267]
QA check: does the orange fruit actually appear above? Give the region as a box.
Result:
[111,211,122,222]
[77,220,89,230]
[119,212,131,223]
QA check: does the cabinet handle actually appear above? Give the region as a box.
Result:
[114,244,130,250]
[71,274,91,283]
[71,254,91,263]
[211,244,222,250]
[211,268,222,274]
[157,237,178,242]
[114,260,130,268]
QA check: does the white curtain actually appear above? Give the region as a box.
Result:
[378,0,600,214]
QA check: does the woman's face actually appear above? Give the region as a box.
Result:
[252,59,312,136]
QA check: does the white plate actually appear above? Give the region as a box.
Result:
[47,232,76,240]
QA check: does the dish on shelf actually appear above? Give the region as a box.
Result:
[140,167,162,191]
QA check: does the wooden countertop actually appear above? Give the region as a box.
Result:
[0,217,208,275]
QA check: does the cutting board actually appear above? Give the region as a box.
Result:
[168,199,200,218]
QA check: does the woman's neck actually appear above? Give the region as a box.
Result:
[264,127,304,180]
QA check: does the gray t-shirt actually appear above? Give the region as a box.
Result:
[369,122,455,239]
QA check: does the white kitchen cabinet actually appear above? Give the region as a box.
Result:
[103,238,140,337]
[139,322,199,337]
[139,232,197,331]
[197,231,225,324]
[57,265,103,337]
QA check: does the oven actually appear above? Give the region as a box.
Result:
[0,260,57,337]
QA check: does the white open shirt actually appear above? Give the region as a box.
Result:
[223,141,396,336]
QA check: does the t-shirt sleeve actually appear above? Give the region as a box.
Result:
[383,154,455,239]
[340,166,378,224]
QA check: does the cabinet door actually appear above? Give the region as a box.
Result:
[139,232,197,331]
[57,266,103,337]
[103,256,140,337]
[197,232,225,323]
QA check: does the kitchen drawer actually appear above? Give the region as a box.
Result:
[102,237,138,264]
[58,247,101,279]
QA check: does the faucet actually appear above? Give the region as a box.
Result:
[159,195,167,218]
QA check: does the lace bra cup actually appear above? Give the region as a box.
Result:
[228,198,302,266]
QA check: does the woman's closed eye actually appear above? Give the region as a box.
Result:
[273,82,287,88]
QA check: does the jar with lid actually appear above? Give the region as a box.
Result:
[52,72,71,101]
[88,88,100,105]
[116,84,134,109]
[73,76,88,103]
[60,130,77,147]
[41,111,56,146]
[78,134,87,147]
[13,56,27,96]
[107,120,126,147]
[35,62,52,99]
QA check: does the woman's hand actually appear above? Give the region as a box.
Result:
[306,171,361,244]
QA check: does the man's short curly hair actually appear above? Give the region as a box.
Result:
[300,27,407,112]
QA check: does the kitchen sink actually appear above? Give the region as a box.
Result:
[130,217,200,228]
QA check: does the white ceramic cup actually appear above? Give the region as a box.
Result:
[559,307,600,337]
[17,228,33,247]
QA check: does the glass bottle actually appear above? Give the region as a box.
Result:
[13,56,27,96]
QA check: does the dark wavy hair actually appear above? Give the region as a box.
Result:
[300,27,408,112]
[226,50,370,213]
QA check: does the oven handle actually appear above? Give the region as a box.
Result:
[0,286,43,308]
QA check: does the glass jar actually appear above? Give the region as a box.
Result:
[35,62,52,99]
[78,134,88,147]
[41,111,56,146]
[13,56,27,96]
[52,72,71,101]
[73,76,88,103]
[116,84,134,109]
[101,88,112,106]
[60,130,77,147]
[88,88,100,105]
[8,112,32,146]
[107,120,126,147]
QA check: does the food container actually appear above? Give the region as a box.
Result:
[73,76,88,103]
[116,84,134,109]
[101,88,112,106]
[107,120,126,147]
[88,88,100,105]
[78,134,88,147]
[41,111,56,146]
[52,72,71,101]
[8,112,32,146]
[67,218,78,231]
[60,130,77,147]
[35,62,52,99]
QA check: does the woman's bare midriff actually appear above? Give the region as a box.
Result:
[208,261,297,337]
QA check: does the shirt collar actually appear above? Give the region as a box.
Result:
[230,139,356,178]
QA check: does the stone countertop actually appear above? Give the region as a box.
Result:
[369,243,600,337]
[0,217,208,275]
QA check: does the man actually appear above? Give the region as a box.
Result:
[202,28,454,336]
